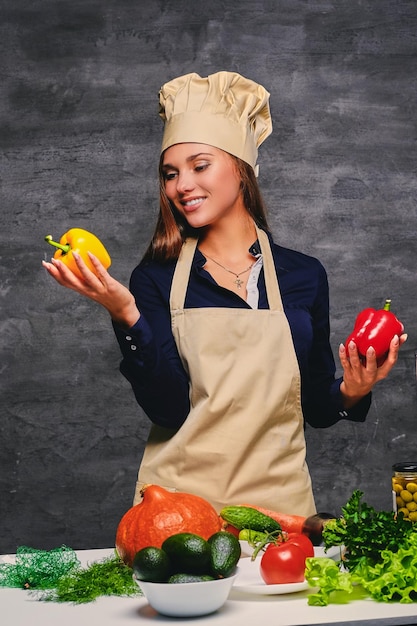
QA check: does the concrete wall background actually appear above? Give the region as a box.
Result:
[1,0,416,554]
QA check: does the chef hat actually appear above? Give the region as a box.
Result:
[159,71,272,173]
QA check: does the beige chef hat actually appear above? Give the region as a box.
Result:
[159,71,272,173]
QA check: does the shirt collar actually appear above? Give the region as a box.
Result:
[249,240,261,257]
[195,239,261,266]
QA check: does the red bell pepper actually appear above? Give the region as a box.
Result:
[345,299,404,365]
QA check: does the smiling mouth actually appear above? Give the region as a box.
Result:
[182,197,205,210]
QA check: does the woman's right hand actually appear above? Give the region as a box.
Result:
[42,251,140,329]
[339,333,406,409]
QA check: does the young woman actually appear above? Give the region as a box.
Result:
[43,71,406,515]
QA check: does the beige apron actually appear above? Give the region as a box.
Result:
[134,228,316,516]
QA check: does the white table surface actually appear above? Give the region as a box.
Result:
[2,548,417,626]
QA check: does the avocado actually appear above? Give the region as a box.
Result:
[161,532,211,574]
[132,546,171,582]
[168,573,215,583]
[208,531,241,577]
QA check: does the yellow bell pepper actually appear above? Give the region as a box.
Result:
[45,228,111,279]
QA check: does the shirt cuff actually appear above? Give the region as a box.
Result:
[337,390,372,422]
[112,315,154,361]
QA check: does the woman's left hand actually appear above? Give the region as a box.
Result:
[42,252,140,328]
[339,333,407,408]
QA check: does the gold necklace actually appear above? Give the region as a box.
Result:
[203,253,254,289]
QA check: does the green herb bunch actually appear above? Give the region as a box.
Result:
[0,545,142,604]
[322,490,415,571]
[40,555,142,604]
[305,490,417,605]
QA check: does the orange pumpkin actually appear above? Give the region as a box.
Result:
[115,484,222,566]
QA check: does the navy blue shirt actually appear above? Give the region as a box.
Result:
[113,233,371,430]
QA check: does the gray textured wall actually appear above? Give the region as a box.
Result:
[1,0,416,554]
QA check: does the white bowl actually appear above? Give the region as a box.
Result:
[134,571,237,617]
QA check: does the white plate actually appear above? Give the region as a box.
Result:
[233,545,342,595]
[233,557,309,595]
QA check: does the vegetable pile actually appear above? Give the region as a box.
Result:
[7,489,416,606]
[132,530,241,583]
[305,490,417,605]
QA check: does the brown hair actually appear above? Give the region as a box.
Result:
[142,154,270,262]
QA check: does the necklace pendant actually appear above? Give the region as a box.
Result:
[234,277,244,289]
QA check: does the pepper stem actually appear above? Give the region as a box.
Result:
[383,299,392,311]
[44,234,71,255]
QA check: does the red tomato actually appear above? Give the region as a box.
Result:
[285,533,314,558]
[260,542,306,584]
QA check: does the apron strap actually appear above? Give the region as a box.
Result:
[255,226,283,312]
[169,226,283,312]
[170,237,198,310]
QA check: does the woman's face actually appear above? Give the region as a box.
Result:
[161,143,245,229]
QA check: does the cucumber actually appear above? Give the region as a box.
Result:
[220,505,281,534]
[208,531,241,578]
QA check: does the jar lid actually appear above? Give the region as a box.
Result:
[392,462,417,472]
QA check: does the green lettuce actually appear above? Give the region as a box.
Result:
[305,557,357,606]
[305,491,417,606]
[354,533,417,603]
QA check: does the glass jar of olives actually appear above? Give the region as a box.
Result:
[392,462,417,521]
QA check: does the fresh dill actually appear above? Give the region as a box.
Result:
[38,555,142,604]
